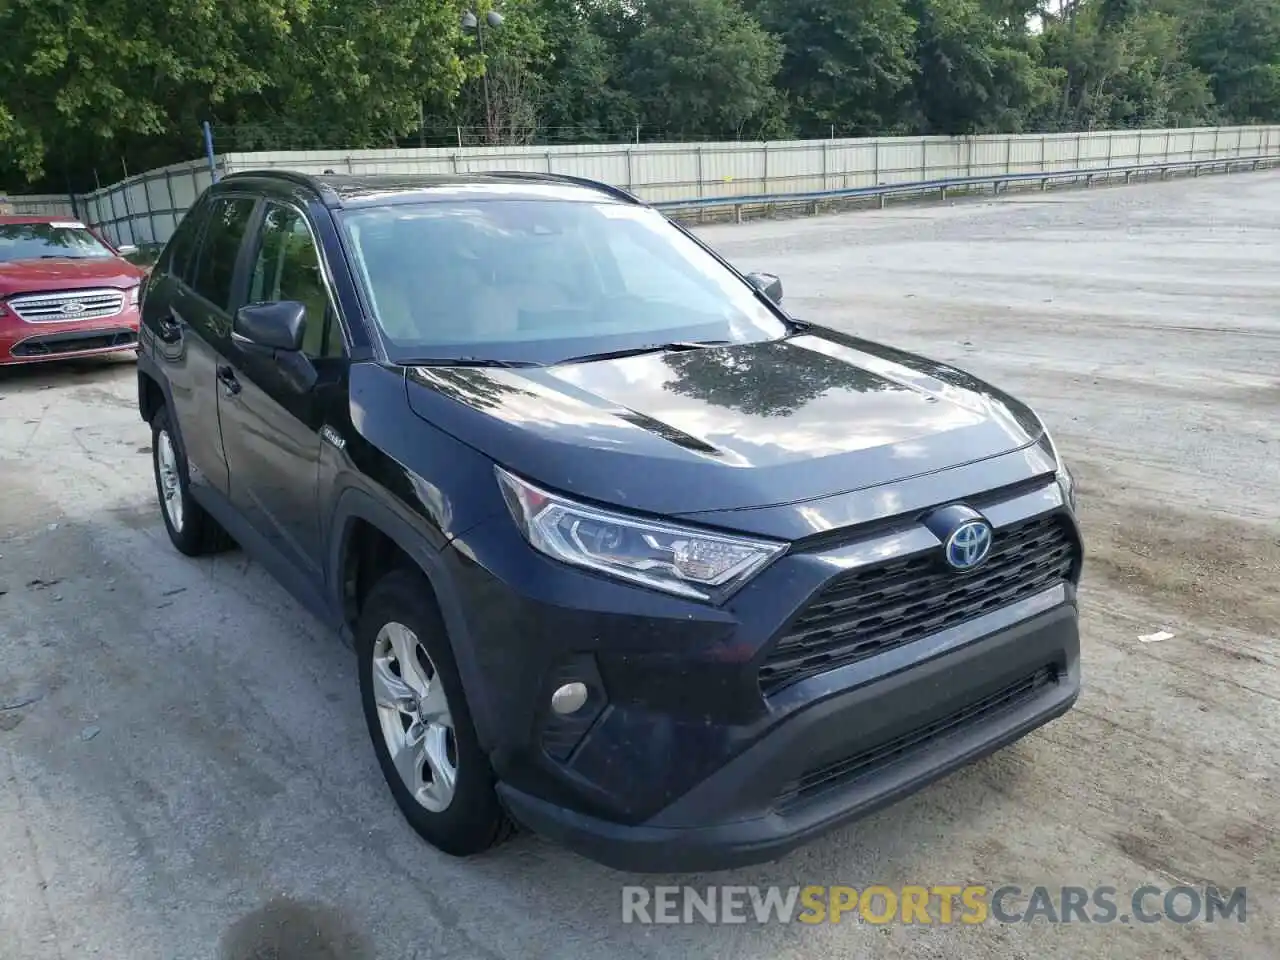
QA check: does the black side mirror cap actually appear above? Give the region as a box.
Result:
[746,272,783,305]
[234,301,307,352]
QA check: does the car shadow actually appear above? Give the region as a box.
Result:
[0,354,135,392]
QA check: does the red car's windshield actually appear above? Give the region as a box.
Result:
[0,221,116,264]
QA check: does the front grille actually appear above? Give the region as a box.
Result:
[760,513,1077,695]
[10,328,137,358]
[8,287,126,323]
[777,665,1057,808]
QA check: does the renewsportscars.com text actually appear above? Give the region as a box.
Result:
[621,884,1247,925]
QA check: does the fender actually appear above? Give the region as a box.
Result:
[326,484,501,753]
[136,355,220,494]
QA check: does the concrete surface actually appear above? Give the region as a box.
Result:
[2,173,1277,959]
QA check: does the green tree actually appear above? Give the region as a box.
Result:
[451,0,552,144]
[4,0,1278,192]
[1036,2,1214,130]
[1183,0,1280,123]
[906,0,1060,134]
[748,0,919,135]
[0,0,292,181]
[0,0,467,187]
[619,0,788,139]
[536,0,641,141]
[254,0,468,147]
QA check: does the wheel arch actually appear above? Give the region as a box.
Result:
[136,353,174,424]
[328,486,499,752]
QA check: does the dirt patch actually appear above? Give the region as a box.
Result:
[1078,495,1280,636]
[218,897,373,960]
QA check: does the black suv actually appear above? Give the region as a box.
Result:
[136,171,1082,872]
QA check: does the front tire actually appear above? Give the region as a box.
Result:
[356,569,514,858]
[151,406,234,556]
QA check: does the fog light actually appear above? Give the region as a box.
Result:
[550,682,589,715]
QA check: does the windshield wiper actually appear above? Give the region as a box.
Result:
[560,340,732,365]
[401,356,540,369]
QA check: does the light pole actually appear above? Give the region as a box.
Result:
[461,8,504,144]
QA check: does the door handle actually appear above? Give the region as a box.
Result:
[216,365,242,397]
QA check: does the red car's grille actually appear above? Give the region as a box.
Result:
[7,287,126,323]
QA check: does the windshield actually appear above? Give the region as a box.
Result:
[339,199,788,364]
[0,221,116,263]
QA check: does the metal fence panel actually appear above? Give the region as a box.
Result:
[3,194,77,217]
[7,125,1280,247]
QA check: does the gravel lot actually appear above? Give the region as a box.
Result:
[2,172,1277,959]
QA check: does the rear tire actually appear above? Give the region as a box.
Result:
[356,568,514,858]
[151,406,235,556]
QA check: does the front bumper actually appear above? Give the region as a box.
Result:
[440,473,1082,872]
[498,599,1078,873]
[0,307,140,365]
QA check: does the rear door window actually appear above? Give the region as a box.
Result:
[163,197,209,282]
[190,197,256,309]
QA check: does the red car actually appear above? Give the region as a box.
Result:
[0,215,147,366]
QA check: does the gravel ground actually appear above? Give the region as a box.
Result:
[1,172,1277,959]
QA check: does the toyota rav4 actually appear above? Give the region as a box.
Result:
[135,171,1082,872]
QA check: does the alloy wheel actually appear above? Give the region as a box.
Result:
[371,621,458,812]
[156,429,185,533]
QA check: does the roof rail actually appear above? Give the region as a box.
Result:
[219,169,341,205]
[486,171,642,205]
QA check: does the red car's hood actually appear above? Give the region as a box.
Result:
[0,257,144,296]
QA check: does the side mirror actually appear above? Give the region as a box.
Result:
[116,244,139,257]
[746,271,783,305]
[233,301,317,393]
[234,301,307,352]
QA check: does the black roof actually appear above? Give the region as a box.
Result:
[218,170,641,208]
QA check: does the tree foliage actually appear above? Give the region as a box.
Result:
[2,0,1279,191]
[620,0,787,138]
[749,0,918,135]
[907,0,1061,134]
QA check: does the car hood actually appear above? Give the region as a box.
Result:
[404,330,1047,516]
[0,257,144,296]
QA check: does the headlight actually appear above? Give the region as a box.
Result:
[127,284,141,306]
[495,467,785,601]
